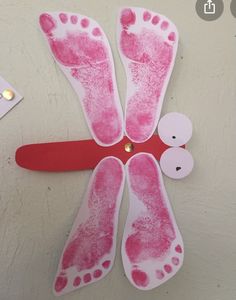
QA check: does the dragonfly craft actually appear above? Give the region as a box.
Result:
[16,7,194,295]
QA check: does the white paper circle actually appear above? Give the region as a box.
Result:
[160,147,194,179]
[158,112,192,147]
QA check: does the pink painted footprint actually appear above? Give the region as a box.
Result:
[54,157,125,295]
[123,153,184,290]
[39,12,123,146]
[117,7,178,143]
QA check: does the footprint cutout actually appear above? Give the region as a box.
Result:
[117,7,178,143]
[122,153,184,290]
[39,11,124,146]
[53,157,125,295]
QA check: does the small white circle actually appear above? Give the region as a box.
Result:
[160,147,194,179]
[158,112,193,147]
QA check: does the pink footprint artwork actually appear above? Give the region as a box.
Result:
[53,157,125,296]
[36,7,193,295]
[39,11,123,147]
[117,7,178,143]
[123,152,183,290]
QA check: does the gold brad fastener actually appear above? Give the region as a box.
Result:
[0,89,15,101]
[124,142,134,153]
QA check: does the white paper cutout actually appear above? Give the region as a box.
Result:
[158,112,193,147]
[39,12,124,147]
[160,147,194,179]
[0,76,23,119]
[122,153,184,290]
[117,7,179,143]
[53,157,125,295]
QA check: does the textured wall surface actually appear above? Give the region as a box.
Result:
[0,0,235,299]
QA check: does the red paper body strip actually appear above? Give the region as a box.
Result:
[15,135,180,172]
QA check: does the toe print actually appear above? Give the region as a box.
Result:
[83,273,92,283]
[53,157,125,295]
[120,8,136,28]
[59,13,68,24]
[131,269,149,287]
[156,270,165,280]
[70,15,78,24]
[102,260,111,269]
[161,21,169,30]
[92,27,102,36]
[172,257,180,266]
[117,7,179,143]
[39,13,56,35]
[81,18,89,28]
[39,12,123,146]
[122,153,184,290]
[54,273,68,293]
[73,276,81,287]
[143,11,152,22]
[152,15,160,25]
[164,264,172,274]
[175,244,183,253]
[168,32,176,42]
[93,269,103,278]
